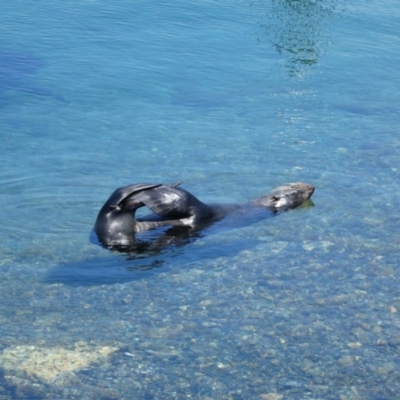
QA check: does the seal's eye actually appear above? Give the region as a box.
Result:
[109,204,117,210]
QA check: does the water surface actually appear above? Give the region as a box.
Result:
[1,0,400,398]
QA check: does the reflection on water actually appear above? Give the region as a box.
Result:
[252,0,345,76]
[0,49,44,89]
[0,48,60,101]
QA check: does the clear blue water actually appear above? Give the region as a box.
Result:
[1,0,400,398]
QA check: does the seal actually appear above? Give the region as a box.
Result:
[94,181,314,249]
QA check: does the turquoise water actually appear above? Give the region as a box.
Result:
[1,0,400,398]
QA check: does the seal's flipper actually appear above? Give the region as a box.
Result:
[134,185,213,221]
[108,183,162,211]
[168,182,181,188]
[133,186,192,218]
[121,182,182,212]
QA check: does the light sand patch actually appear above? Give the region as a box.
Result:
[0,342,118,382]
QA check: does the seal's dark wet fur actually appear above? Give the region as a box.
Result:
[94,181,315,252]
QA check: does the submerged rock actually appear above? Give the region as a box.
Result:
[0,342,117,382]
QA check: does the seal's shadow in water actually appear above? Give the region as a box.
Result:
[46,208,276,286]
[46,225,256,286]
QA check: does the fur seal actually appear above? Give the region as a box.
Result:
[94,181,314,250]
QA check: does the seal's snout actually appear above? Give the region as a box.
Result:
[254,182,315,210]
[302,183,315,201]
[284,182,315,205]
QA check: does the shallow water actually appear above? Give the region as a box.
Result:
[1,0,400,398]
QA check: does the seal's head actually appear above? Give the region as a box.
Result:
[254,182,315,210]
[94,183,161,246]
